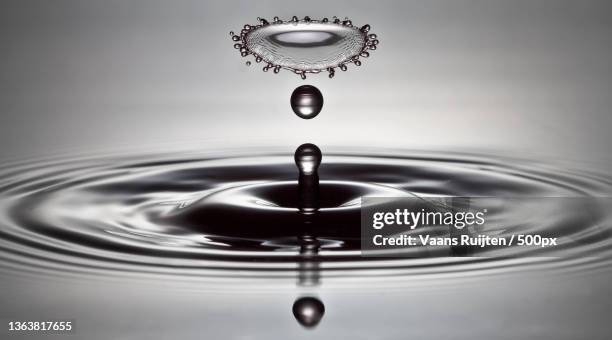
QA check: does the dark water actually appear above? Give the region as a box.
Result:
[0,147,611,337]
[1,147,611,280]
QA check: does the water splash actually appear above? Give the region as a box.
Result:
[230,16,379,79]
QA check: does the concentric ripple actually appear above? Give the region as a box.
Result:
[0,149,611,285]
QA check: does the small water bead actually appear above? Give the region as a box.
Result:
[290,85,323,119]
[292,297,325,328]
[245,61,251,66]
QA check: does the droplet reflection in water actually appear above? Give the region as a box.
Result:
[291,85,323,119]
[293,297,325,328]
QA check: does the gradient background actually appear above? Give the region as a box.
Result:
[1,1,612,339]
[1,0,611,166]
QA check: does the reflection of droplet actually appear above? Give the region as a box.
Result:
[291,85,323,119]
[294,143,322,175]
[292,297,325,328]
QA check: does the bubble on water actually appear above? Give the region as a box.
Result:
[229,16,379,78]
[290,85,323,119]
[292,297,325,328]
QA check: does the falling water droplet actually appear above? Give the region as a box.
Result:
[245,61,251,66]
[290,85,323,119]
[292,297,325,328]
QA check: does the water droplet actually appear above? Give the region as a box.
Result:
[360,24,371,33]
[273,66,281,73]
[295,143,322,176]
[354,59,362,66]
[245,61,251,66]
[360,51,370,58]
[304,16,311,22]
[255,56,262,63]
[291,85,323,119]
[340,64,347,71]
[327,68,335,78]
[293,297,325,328]
[233,43,242,49]
[229,31,234,36]
[369,34,377,39]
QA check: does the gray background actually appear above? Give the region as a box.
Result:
[1,0,611,166]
